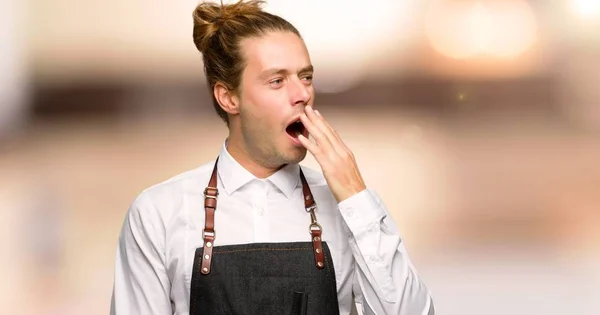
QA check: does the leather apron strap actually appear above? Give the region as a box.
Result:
[200,158,218,275]
[200,158,325,274]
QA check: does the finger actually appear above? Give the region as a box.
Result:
[300,112,333,151]
[309,108,349,155]
[299,133,334,172]
[305,106,335,143]
[298,134,322,160]
[304,106,342,154]
[314,110,342,142]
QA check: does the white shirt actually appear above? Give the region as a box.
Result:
[110,142,434,315]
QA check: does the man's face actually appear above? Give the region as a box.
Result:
[235,31,314,168]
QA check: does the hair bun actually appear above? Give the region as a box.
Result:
[192,0,266,53]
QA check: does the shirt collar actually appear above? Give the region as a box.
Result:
[217,141,300,199]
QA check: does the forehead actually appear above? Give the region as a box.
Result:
[240,31,311,76]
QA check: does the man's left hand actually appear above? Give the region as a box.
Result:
[298,105,366,203]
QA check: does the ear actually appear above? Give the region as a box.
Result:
[214,82,240,115]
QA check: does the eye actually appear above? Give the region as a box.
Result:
[269,78,284,88]
[302,75,313,83]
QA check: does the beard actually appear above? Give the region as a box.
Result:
[239,111,307,169]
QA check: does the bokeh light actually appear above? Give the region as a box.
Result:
[572,0,600,18]
[425,0,537,60]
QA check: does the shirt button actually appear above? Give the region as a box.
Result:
[346,209,355,218]
[368,255,379,263]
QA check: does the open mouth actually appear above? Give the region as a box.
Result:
[285,119,308,139]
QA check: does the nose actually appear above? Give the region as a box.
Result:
[290,78,312,107]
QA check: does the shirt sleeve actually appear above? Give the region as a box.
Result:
[110,192,173,315]
[338,188,435,315]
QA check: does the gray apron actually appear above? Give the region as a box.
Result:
[189,159,340,315]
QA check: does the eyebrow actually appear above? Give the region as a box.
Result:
[258,65,314,80]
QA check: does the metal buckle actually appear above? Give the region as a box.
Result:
[203,230,216,238]
[204,187,219,199]
[305,205,317,213]
[309,222,322,234]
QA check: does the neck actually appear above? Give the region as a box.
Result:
[225,134,282,179]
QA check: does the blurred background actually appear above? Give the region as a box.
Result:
[1,0,599,314]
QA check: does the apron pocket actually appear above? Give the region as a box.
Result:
[290,291,308,315]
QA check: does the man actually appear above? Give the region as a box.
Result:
[110,1,435,314]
